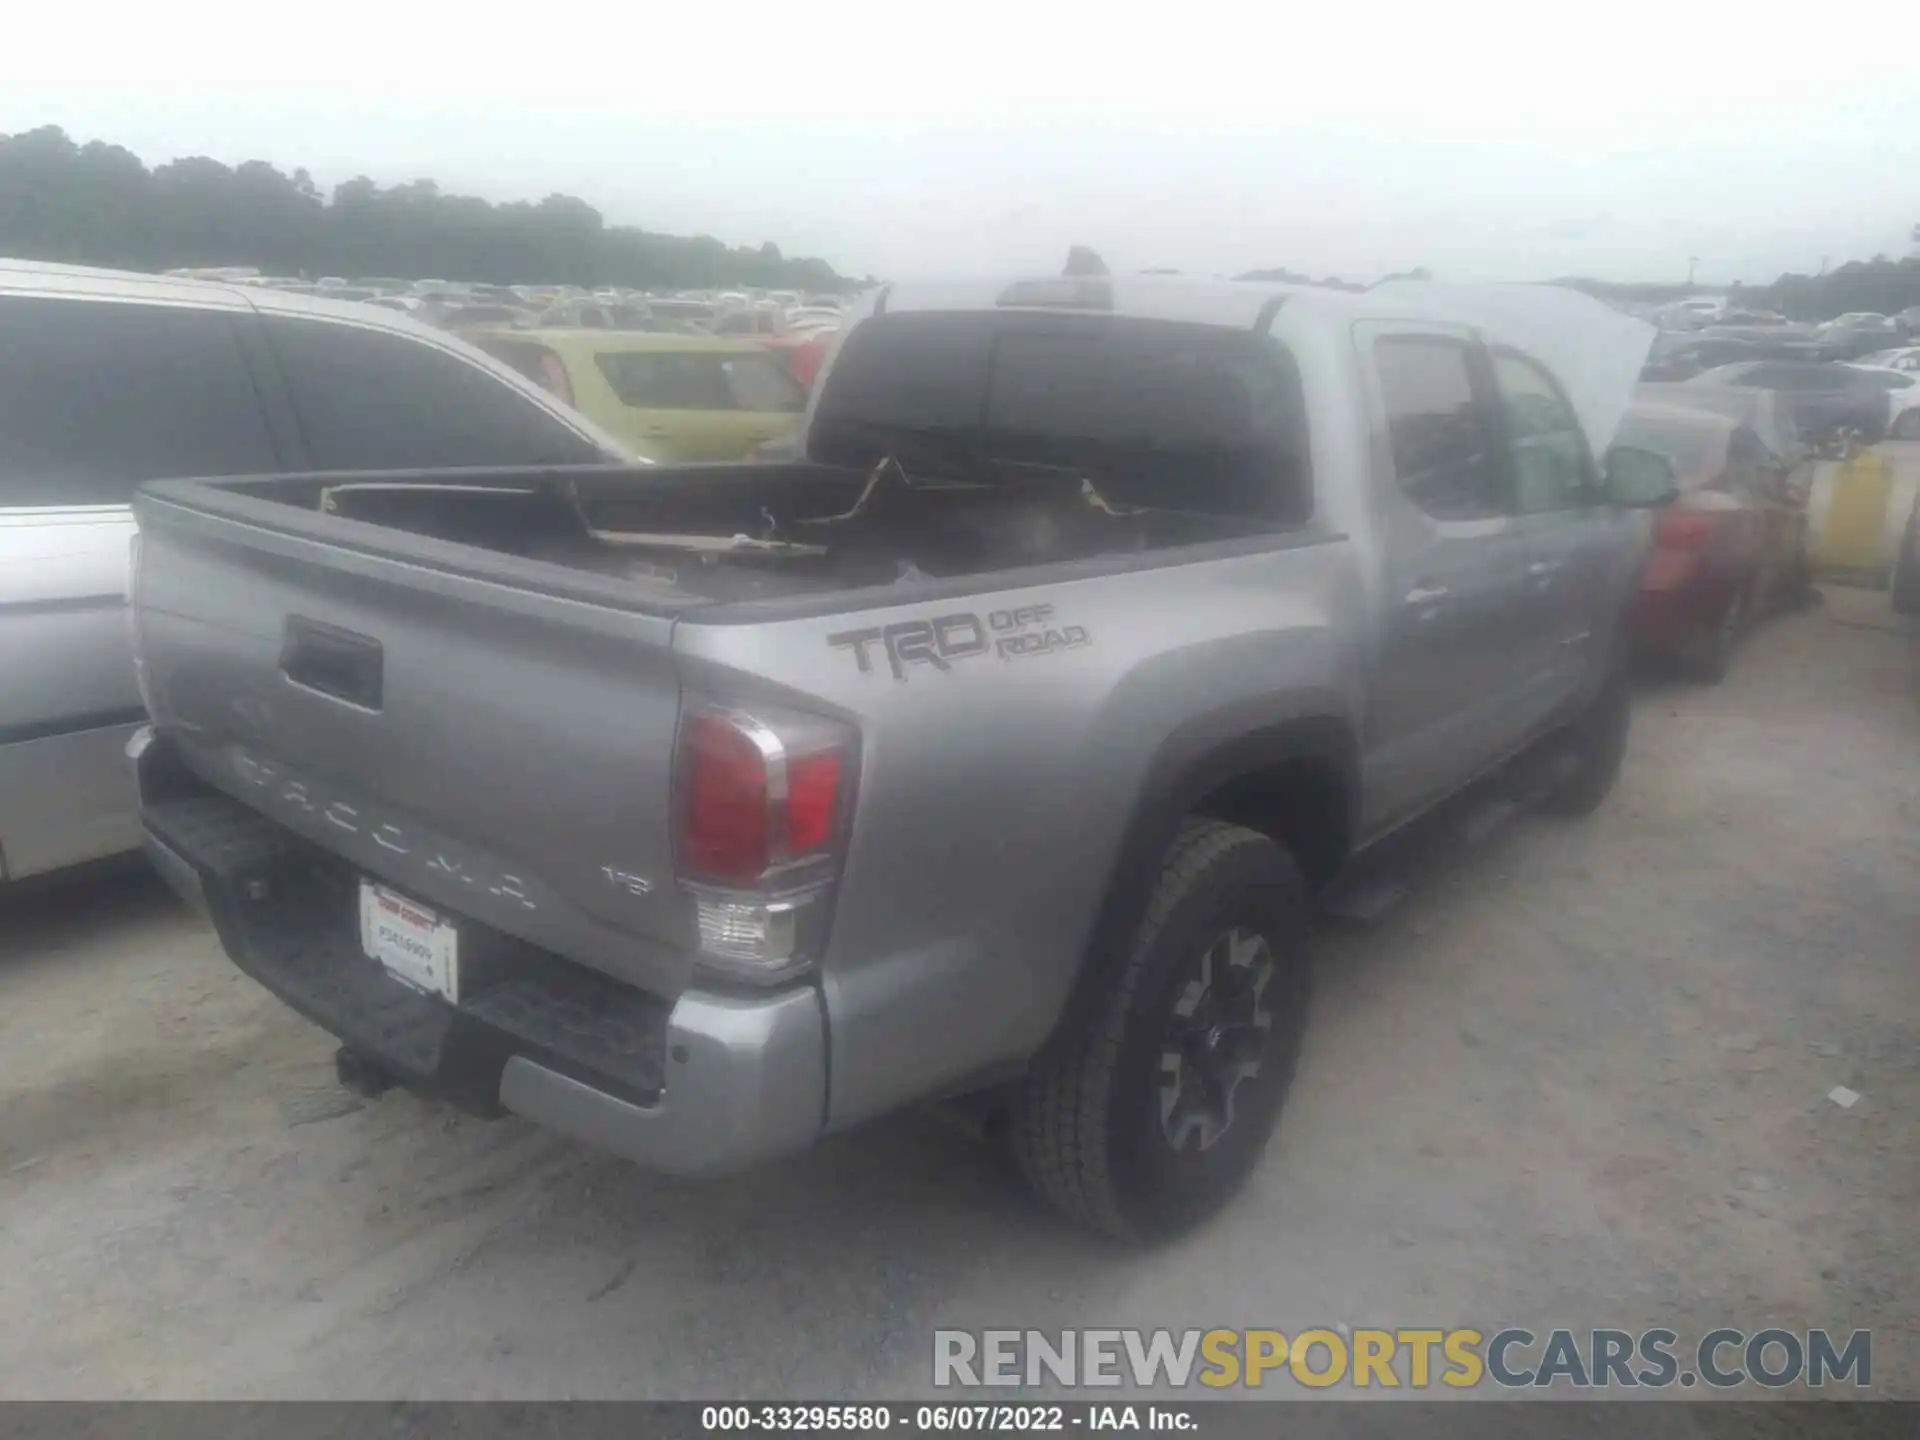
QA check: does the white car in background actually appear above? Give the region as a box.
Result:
[0,259,634,884]
[1857,346,1920,374]
[1844,365,1920,440]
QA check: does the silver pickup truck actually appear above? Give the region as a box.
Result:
[131,276,1672,1237]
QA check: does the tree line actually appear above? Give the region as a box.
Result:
[1237,257,1920,324]
[1241,257,1920,321]
[0,126,852,293]
[4,126,1912,316]
[1557,253,1920,322]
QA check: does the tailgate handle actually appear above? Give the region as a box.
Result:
[281,617,384,710]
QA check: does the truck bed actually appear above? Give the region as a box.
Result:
[131,458,1316,1007]
[149,459,1299,616]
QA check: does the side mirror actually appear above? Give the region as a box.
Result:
[1605,445,1679,509]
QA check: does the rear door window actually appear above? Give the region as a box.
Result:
[719,352,807,412]
[595,350,805,413]
[1749,365,1836,391]
[1727,428,1780,501]
[596,352,732,409]
[265,317,605,469]
[1491,349,1595,514]
[469,336,575,405]
[1613,414,1725,486]
[0,295,276,506]
[1844,369,1913,392]
[1373,335,1503,521]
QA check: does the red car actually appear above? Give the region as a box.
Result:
[1616,402,1811,680]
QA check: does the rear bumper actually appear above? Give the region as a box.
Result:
[133,727,826,1176]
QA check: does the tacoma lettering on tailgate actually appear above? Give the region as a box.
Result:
[229,747,537,910]
[828,604,1090,680]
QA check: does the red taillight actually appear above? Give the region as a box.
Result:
[681,713,773,884]
[784,751,842,855]
[1655,509,1718,549]
[677,707,848,887]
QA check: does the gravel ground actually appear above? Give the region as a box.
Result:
[1,586,1915,1401]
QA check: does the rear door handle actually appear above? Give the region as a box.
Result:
[1404,585,1450,608]
[1526,560,1561,586]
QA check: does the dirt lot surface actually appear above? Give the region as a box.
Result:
[2,586,1915,1401]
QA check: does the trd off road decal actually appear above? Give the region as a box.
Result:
[828,603,1091,680]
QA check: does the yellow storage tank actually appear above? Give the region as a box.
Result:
[1808,445,1920,585]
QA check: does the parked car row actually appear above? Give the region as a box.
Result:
[1639,354,1920,444]
[1640,305,1920,382]
[1857,345,1920,374]
[3,255,1878,915]
[1,257,863,886]
[1692,360,1920,443]
[1,259,637,885]
[1590,317,1920,681]
[166,268,856,391]
[1614,393,1813,680]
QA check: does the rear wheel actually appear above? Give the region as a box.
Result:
[1691,588,1746,684]
[1892,498,1920,617]
[1892,411,1920,441]
[1010,820,1310,1240]
[1542,648,1631,816]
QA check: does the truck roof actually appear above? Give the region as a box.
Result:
[865,273,1659,464]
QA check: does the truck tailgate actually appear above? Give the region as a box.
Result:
[133,489,696,999]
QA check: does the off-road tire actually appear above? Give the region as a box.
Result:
[1010,819,1310,1241]
[1691,587,1747,684]
[1892,497,1920,617]
[1542,649,1632,816]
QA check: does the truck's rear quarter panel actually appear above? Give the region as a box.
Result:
[676,536,1365,1129]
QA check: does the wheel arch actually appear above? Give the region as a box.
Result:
[1046,702,1357,1049]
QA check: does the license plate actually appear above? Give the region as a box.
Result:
[358,881,459,1002]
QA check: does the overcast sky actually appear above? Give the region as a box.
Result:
[7,2,1915,286]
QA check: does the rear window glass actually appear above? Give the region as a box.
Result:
[596,350,806,412]
[471,337,573,403]
[1615,415,1725,481]
[809,312,1310,522]
[441,306,522,326]
[719,352,807,412]
[1740,365,1837,390]
[265,316,605,469]
[1641,386,1750,427]
[648,301,717,324]
[1842,369,1912,391]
